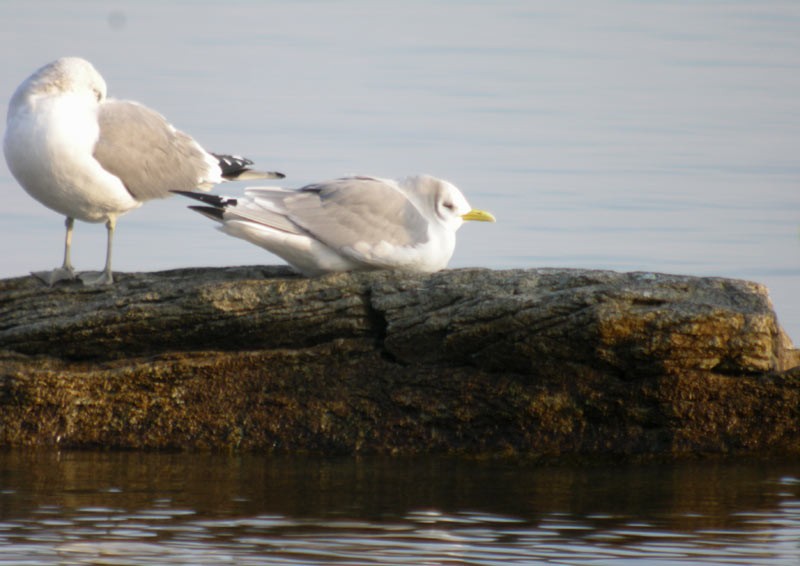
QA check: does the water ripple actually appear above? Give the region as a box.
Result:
[0,504,796,565]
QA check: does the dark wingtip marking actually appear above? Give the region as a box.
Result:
[212,153,254,176]
[211,153,285,181]
[189,205,226,221]
[171,190,237,208]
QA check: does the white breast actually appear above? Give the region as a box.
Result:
[3,92,140,223]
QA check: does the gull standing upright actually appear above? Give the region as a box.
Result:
[175,174,495,276]
[3,57,284,285]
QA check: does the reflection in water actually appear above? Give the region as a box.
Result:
[0,451,798,564]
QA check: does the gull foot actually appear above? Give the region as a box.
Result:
[31,267,77,286]
[78,270,114,286]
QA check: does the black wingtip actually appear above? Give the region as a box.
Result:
[171,190,237,208]
[211,153,285,181]
[212,153,253,173]
[189,205,226,221]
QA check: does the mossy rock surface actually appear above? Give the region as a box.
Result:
[1,266,798,455]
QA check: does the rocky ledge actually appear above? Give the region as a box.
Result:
[0,266,798,457]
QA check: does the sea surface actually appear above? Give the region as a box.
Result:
[1,2,799,563]
[1,451,799,565]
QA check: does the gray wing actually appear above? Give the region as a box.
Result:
[93,99,218,201]
[284,177,431,249]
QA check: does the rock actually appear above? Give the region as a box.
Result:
[0,266,798,456]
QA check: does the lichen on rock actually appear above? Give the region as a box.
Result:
[0,266,797,456]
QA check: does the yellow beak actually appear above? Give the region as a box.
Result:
[461,209,496,223]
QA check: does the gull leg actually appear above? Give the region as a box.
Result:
[62,216,75,272]
[32,217,78,285]
[79,217,116,286]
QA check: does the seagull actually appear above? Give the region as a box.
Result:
[3,56,284,285]
[174,174,495,276]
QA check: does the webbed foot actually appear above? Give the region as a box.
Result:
[31,266,78,286]
[78,270,114,286]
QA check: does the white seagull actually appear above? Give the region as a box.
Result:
[174,175,495,276]
[3,57,284,285]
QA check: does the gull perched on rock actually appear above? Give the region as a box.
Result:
[174,174,495,276]
[3,56,284,285]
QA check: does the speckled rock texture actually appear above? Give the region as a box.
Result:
[1,266,797,456]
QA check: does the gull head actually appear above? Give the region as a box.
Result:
[404,174,496,232]
[11,57,107,109]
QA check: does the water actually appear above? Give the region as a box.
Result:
[1,2,799,562]
[0,451,798,565]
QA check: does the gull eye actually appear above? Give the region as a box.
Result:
[442,202,456,211]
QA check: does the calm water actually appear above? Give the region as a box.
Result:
[1,2,800,563]
[0,451,798,565]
